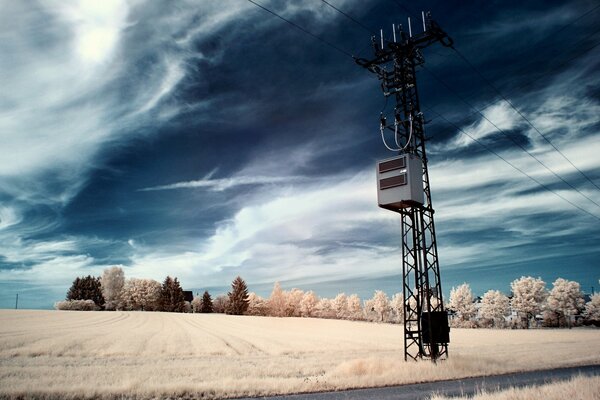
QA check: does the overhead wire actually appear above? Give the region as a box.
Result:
[422,65,600,210]
[450,44,600,192]
[424,31,600,125]
[245,0,600,219]
[388,0,600,192]
[427,108,600,222]
[385,0,600,203]
[245,0,354,58]
[392,0,600,193]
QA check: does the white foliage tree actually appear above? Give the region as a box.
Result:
[347,294,363,320]
[546,278,585,328]
[372,290,391,322]
[119,278,161,311]
[268,282,287,317]
[191,295,202,313]
[390,293,404,323]
[101,266,125,311]
[285,288,304,317]
[246,292,268,316]
[584,294,600,322]
[448,283,476,327]
[333,293,348,319]
[54,299,98,311]
[212,294,229,313]
[511,276,547,328]
[363,298,376,321]
[316,298,335,319]
[479,290,509,328]
[299,290,319,317]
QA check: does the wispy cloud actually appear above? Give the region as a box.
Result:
[139,175,310,192]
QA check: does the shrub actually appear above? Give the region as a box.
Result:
[54,299,99,311]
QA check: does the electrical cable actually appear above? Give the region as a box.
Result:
[245,0,600,218]
[450,45,600,192]
[245,0,354,58]
[320,0,377,36]
[423,65,600,210]
[425,33,600,125]
[427,109,600,222]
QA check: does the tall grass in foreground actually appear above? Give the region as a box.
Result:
[429,375,600,400]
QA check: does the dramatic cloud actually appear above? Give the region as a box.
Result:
[1,0,598,308]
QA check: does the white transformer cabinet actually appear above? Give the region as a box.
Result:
[377,154,424,211]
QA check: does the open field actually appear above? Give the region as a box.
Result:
[429,375,600,400]
[0,310,599,399]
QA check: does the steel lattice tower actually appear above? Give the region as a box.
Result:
[356,13,453,361]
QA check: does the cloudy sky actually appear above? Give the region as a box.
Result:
[1,0,599,309]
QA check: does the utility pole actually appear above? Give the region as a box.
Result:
[355,12,452,361]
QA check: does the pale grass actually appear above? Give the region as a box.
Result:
[429,375,600,399]
[0,310,599,399]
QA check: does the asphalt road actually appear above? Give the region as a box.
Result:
[240,364,600,400]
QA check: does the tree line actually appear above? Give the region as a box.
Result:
[55,268,600,328]
[448,277,598,329]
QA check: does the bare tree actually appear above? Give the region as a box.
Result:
[347,294,362,320]
[448,283,476,327]
[546,278,584,328]
[479,290,509,328]
[101,266,125,311]
[299,291,319,317]
[511,276,547,328]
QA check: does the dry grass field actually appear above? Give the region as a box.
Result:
[0,310,599,399]
[429,375,600,400]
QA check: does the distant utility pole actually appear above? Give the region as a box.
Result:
[15,293,18,310]
[355,12,452,362]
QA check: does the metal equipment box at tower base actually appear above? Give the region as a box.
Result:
[377,154,424,211]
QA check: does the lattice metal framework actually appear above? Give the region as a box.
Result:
[356,13,453,361]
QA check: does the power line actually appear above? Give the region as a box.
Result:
[427,24,600,121]
[320,0,377,36]
[423,65,600,210]
[245,0,354,58]
[245,0,600,217]
[450,45,600,192]
[425,33,600,124]
[427,109,600,222]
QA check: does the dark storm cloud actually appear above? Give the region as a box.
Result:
[1,0,599,308]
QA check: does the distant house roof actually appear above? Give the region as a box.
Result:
[183,291,193,302]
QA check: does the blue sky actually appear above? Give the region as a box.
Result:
[1,0,599,309]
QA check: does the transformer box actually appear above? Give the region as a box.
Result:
[377,154,424,211]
